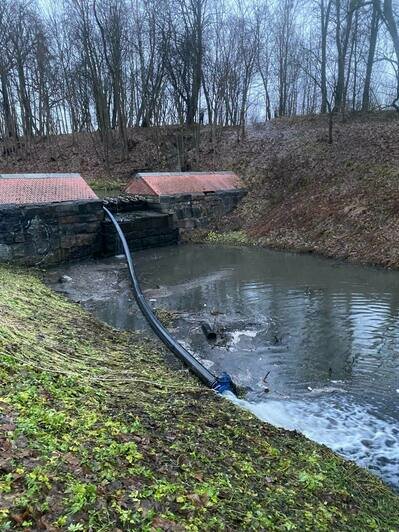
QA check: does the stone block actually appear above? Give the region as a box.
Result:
[60,233,96,250]
[78,200,103,214]
[11,243,28,259]
[56,202,80,215]
[191,206,202,217]
[13,232,25,243]
[0,244,12,260]
[62,222,101,235]
[59,213,103,224]
[176,219,195,230]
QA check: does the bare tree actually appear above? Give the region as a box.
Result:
[362,2,380,110]
[319,0,333,112]
[374,0,399,110]
[94,0,128,155]
[0,0,18,143]
[164,0,207,125]
[333,0,360,113]
[0,0,396,151]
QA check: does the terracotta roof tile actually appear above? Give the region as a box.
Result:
[125,172,244,196]
[0,173,98,205]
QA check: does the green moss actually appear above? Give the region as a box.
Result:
[205,230,254,246]
[89,178,125,195]
[154,307,178,327]
[0,265,398,530]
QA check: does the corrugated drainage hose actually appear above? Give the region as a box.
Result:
[103,207,236,394]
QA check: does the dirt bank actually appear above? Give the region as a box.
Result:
[0,266,398,530]
[208,112,399,268]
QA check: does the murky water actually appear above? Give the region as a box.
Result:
[47,245,399,489]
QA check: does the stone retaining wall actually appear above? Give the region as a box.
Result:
[0,189,245,266]
[144,189,246,232]
[0,200,103,266]
[102,210,178,255]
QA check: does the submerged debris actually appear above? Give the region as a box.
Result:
[201,322,217,341]
[58,274,72,283]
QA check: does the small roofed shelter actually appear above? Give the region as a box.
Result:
[125,171,246,232]
[0,173,101,266]
[125,171,244,197]
[0,173,98,205]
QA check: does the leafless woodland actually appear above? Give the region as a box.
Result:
[0,0,398,161]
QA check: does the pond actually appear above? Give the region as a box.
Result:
[47,244,399,489]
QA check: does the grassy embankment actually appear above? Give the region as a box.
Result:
[0,266,398,530]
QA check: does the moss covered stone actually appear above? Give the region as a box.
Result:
[0,266,398,530]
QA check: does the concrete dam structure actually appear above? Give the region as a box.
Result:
[0,172,246,266]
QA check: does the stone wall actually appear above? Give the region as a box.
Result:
[0,189,245,266]
[144,189,246,232]
[102,210,178,255]
[0,200,103,266]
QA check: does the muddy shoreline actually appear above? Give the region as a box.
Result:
[187,228,399,271]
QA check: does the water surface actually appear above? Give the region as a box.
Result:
[47,245,399,488]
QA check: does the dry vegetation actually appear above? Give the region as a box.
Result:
[217,112,399,268]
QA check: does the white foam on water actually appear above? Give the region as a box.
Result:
[230,329,258,344]
[225,392,399,488]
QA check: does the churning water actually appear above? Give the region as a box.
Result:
[48,245,399,489]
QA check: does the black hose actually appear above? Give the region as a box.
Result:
[103,207,236,393]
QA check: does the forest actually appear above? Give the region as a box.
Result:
[0,0,398,159]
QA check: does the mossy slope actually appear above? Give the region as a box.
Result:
[0,266,398,530]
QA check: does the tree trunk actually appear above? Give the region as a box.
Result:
[1,71,17,140]
[16,60,33,138]
[362,5,379,111]
[320,1,332,113]
[378,0,399,110]
[334,0,355,113]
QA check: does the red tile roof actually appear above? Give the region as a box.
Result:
[0,173,98,205]
[125,172,244,196]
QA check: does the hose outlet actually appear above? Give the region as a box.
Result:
[213,372,237,394]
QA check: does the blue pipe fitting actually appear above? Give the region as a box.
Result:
[212,372,236,394]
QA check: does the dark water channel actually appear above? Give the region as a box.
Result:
[47,245,399,489]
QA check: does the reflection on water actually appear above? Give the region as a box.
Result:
[47,245,399,489]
